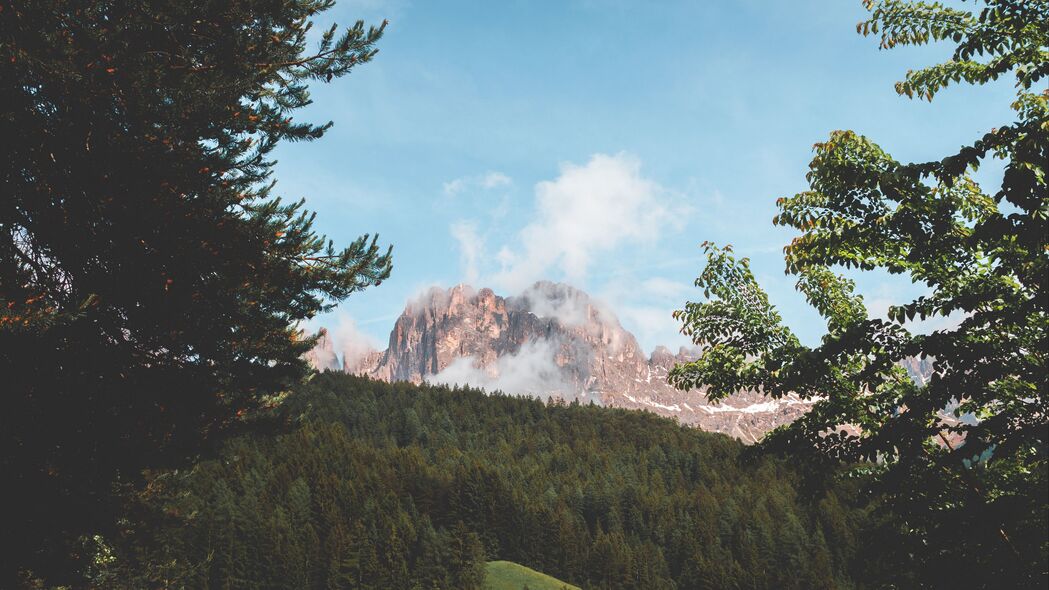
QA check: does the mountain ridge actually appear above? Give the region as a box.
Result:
[317,281,816,441]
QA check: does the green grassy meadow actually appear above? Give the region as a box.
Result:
[484,560,581,590]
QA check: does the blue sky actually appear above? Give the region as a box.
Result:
[279,0,1017,354]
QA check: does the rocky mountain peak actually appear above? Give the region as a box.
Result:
[323,282,814,441]
[313,283,939,442]
[303,327,340,372]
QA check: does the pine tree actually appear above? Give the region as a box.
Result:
[0,0,391,583]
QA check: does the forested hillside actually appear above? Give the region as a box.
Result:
[4,0,1044,586]
[98,373,869,589]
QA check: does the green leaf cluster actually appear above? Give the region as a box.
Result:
[672,1,1047,587]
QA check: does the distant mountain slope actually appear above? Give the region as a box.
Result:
[337,282,813,441]
[315,281,934,442]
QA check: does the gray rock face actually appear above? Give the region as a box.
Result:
[313,282,940,442]
[900,355,935,385]
[340,282,816,441]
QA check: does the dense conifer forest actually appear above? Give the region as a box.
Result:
[95,373,871,589]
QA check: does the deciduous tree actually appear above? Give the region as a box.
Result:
[671,1,1047,586]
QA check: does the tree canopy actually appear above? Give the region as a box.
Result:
[671,0,1047,587]
[92,373,869,590]
[0,0,391,583]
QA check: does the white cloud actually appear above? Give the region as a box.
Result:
[496,246,515,268]
[515,281,611,327]
[440,153,698,351]
[425,338,582,401]
[450,220,484,284]
[481,171,512,189]
[596,274,694,353]
[640,277,691,299]
[443,171,512,196]
[306,312,381,372]
[330,314,380,372]
[512,282,630,353]
[442,178,467,197]
[614,304,690,355]
[491,152,688,291]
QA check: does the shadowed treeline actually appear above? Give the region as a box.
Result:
[96,373,870,589]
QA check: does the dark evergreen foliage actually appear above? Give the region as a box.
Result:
[0,2,391,583]
[98,374,869,589]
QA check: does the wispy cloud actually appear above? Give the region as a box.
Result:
[426,338,583,401]
[489,152,689,291]
[640,277,691,300]
[443,171,512,197]
[450,220,484,284]
[440,152,697,351]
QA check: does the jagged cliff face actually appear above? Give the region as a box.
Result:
[898,355,935,386]
[338,282,816,442]
[304,328,341,372]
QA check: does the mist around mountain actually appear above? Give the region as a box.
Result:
[312,281,917,441]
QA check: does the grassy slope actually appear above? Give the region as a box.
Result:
[485,560,581,590]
